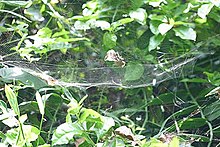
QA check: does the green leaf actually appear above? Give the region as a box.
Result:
[158,23,173,35]
[24,7,44,21]
[173,26,196,41]
[181,78,208,83]
[4,85,20,116]
[95,116,115,139]
[110,18,134,31]
[204,100,220,121]
[103,32,117,49]
[129,8,147,25]
[5,125,40,146]
[124,63,144,81]
[204,71,220,86]
[148,34,165,51]
[0,100,7,113]
[23,125,40,142]
[52,122,83,146]
[35,91,44,115]
[169,136,179,147]
[149,20,161,35]
[79,108,102,123]
[130,0,144,9]
[37,27,52,38]
[0,68,47,89]
[179,118,206,129]
[198,4,214,19]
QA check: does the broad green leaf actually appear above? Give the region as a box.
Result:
[124,63,144,81]
[198,4,214,19]
[5,125,40,146]
[79,108,102,123]
[173,26,196,41]
[158,23,173,35]
[130,0,144,9]
[95,116,115,139]
[103,32,117,49]
[204,100,220,121]
[129,8,147,25]
[52,122,83,146]
[35,91,44,115]
[24,7,44,21]
[37,27,52,38]
[111,18,134,31]
[169,136,179,147]
[23,125,40,142]
[94,20,110,30]
[204,71,220,86]
[74,20,91,30]
[4,85,20,116]
[148,34,165,51]
[67,100,81,115]
[179,118,206,129]
[0,68,47,89]
[149,20,161,34]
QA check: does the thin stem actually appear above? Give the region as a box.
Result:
[138,88,148,135]
[184,82,213,147]
[36,113,45,147]
[47,104,60,143]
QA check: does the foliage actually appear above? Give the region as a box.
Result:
[0,0,220,147]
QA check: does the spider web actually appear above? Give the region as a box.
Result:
[0,32,207,89]
[0,53,198,89]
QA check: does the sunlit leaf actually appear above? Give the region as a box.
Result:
[5,125,40,146]
[0,68,47,89]
[36,27,52,38]
[158,23,173,35]
[129,8,147,25]
[173,26,196,41]
[24,7,44,21]
[111,18,134,31]
[198,4,214,19]
[36,91,44,115]
[52,122,84,146]
[4,85,20,116]
[210,0,220,7]
[148,34,165,51]
[169,136,179,147]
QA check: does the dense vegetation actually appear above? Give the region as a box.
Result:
[0,0,220,146]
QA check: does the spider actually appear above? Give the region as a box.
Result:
[104,49,126,67]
